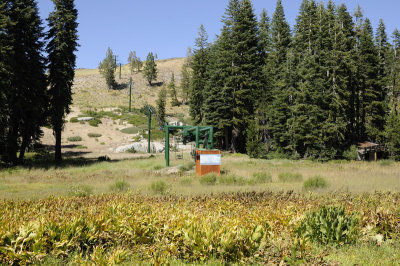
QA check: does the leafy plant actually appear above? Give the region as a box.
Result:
[68,185,93,197]
[343,145,358,161]
[303,175,329,190]
[296,205,359,245]
[278,172,303,182]
[89,118,101,127]
[70,117,79,123]
[126,146,136,153]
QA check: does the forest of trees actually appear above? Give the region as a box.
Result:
[188,0,400,160]
[0,0,78,164]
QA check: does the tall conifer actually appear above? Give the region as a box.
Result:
[46,0,79,162]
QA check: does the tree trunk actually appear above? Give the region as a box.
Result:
[54,125,62,162]
[18,134,29,164]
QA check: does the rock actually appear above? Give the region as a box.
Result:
[115,141,165,153]
[77,117,94,121]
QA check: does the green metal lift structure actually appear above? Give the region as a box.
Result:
[164,125,213,167]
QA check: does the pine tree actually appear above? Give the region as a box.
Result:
[46,0,79,162]
[143,52,157,86]
[99,47,116,89]
[4,0,48,164]
[156,85,167,126]
[169,73,180,106]
[268,0,294,156]
[0,0,9,157]
[389,29,400,108]
[180,47,192,104]
[358,18,387,143]
[189,25,209,124]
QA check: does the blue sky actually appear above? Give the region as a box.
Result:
[37,0,400,69]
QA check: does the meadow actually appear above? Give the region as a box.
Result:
[1,153,400,264]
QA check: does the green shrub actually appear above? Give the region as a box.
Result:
[278,172,303,182]
[296,205,359,245]
[303,175,329,190]
[126,146,136,153]
[67,136,82,142]
[179,161,196,173]
[150,180,169,195]
[251,172,272,184]
[70,117,79,123]
[68,185,93,197]
[180,176,193,186]
[153,164,163,170]
[76,145,87,149]
[379,160,394,166]
[343,145,358,161]
[88,133,102,138]
[110,180,130,192]
[219,174,246,186]
[200,173,217,185]
[120,127,140,134]
[89,118,101,127]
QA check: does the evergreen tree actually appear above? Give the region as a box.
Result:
[180,47,192,104]
[385,108,400,160]
[389,29,400,108]
[268,0,294,155]
[169,73,180,106]
[189,25,209,124]
[127,51,142,74]
[46,0,79,162]
[143,52,157,86]
[156,85,167,126]
[98,47,116,89]
[358,18,387,143]
[0,0,9,157]
[4,0,48,164]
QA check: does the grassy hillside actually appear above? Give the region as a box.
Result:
[73,57,189,119]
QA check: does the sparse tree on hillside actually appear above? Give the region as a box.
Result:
[169,73,180,106]
[128,51,143,74]
[46,0,79,162]
[156,85,167,125]
[180,47,192,104]
[143,52,157,86]
[99,47,116,89]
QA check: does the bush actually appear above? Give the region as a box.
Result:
[70,117,79,123]
[88,133,102,138]
[278,172,303,182]
[343,145,358,161]
[200,173,217,185]
[153,164,163,170]
[89,118,101,127]
[219,174,246,186]
[68,185,93,197]
[150,180,169,195]
[126,146,136,153]
[67,136,82,142]
[296,205,359,245]
[120,127,140,134]
[251,172,272,184]
[110,180,130,192]
[179,161,196,173]
[76,145,87,149]
[303,175,329,190]
[180,176,193,186]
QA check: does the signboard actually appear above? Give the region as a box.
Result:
[200,154,221,165]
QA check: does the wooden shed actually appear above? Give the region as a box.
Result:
[357,142,384,161]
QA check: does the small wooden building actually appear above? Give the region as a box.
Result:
[357,142,384,161]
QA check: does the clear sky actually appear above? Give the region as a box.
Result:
[37,0,400,69]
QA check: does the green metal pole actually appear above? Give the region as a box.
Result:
[148,111,152,153]
[119,63,121,79]
[129,78,132,112]
[165,126,170,167]
[195,126,200,149]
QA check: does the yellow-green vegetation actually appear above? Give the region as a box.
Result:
[1,154,400,264]
[0,192,399,264]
